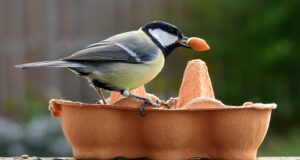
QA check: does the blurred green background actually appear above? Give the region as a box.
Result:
[1,0,300,157]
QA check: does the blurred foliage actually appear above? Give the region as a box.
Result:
[1,92,70,156]
[173,0,300,131]
[4,91,48,122]
[0,115,71,156]
[259,128,300,156]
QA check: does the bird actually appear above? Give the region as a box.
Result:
[15,21,210,115]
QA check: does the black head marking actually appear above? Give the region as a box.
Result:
[143,21,182,36]
[141,21,184,57]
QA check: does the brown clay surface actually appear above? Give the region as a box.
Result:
[49,59,276,160]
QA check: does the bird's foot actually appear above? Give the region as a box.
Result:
[92,100,100,104]
[138,99,160,116]
[159,97,177,109]
[92,99,105,104]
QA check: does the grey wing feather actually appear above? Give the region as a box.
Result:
[62,41,142,63]
[62,31,158,63]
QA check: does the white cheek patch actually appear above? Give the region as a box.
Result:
[149,29,178,47]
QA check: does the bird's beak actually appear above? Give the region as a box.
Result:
[179,35,190,48]
[179,35,210,52]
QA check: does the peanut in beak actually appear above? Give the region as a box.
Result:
[187,37,210,52]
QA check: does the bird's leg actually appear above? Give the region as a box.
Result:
[89,81,107,104]
[96,87,107,104]
[121,89,159,116]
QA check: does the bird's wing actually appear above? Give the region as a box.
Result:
[62,31,159,63]
[62,41,143,63]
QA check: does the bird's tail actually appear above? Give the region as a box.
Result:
[15,60,85,69]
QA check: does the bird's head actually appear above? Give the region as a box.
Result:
[141,21,210,57]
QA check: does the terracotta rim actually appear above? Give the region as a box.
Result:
[49,99,276,112]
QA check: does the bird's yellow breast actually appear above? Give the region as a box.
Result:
[90,51,164,90]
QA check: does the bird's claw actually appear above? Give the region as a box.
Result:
[138,103,147,116]
[92,99,101,104]
[138,99,160,116]
[92,99,106,104]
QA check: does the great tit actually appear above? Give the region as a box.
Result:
[15,21,209,115]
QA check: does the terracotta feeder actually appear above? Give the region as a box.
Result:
[49,59,276,160]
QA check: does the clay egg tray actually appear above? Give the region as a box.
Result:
[49,59,276,160]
